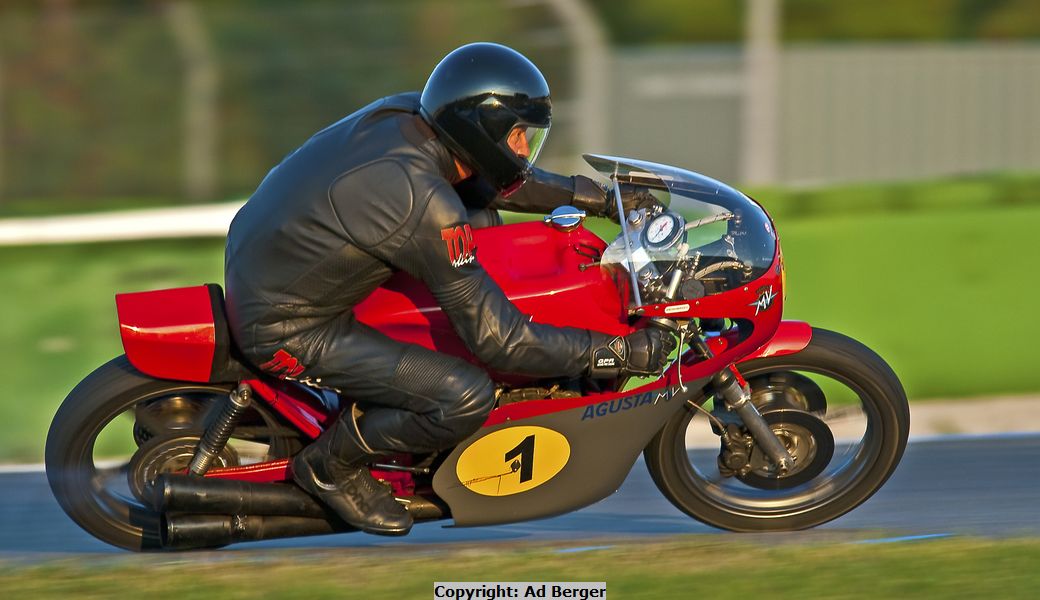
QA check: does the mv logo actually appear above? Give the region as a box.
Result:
[749,285,778,316]
[440,224,476,268]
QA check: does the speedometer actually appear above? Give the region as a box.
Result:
[643,213,683,250]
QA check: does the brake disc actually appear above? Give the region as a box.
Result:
[737,408,835,490]
[748,371,827,414]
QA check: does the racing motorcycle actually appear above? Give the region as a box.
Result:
[46,154,909,551]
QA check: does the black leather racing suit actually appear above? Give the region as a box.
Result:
[225,93,610,454]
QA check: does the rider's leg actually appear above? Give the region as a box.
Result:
[291,406,414,536]
[251,317,495,535]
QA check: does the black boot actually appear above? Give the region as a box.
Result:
[291,411,413,536]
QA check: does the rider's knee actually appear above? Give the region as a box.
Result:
[443,369,496,431]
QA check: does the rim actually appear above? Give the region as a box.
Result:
[676,363,886,518]
[68,385,297,543]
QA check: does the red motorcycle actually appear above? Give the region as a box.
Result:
[46,155,909,551]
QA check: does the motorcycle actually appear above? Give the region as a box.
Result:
[46,154,909,551]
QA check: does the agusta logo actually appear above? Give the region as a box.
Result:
[441,224,476,268]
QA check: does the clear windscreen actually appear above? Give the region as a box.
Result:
[585,154,777,307]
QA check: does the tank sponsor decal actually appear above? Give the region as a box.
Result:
[456,426,570,497]
[441,224,476,268]
[580,388,674,421]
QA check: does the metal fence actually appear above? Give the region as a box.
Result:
[2,0,1039,209]
[609,47,745,183]
[610,43,1040,186]
[779,44,1040,185]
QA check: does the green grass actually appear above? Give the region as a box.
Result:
[0,196,236,219]
[2,195,1039,462]
[2,536,1039,599]
[0,239,226,462]
[747,171,1040,221]
[779,205,1039,400]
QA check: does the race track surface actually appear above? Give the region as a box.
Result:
[2,434,1037,556]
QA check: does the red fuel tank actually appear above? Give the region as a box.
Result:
[353,220,633,373]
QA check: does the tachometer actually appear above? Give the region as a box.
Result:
[643,213,683,250]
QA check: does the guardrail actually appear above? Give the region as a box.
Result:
[0,202,243,246]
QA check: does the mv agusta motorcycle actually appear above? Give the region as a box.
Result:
[46,155,910,551]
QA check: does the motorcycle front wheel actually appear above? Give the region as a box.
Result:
[644,328,910,532]
[45,356,300,551]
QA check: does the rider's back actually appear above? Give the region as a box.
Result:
[224,92,455,352]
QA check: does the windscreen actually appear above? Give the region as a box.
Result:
[585,154,777,307]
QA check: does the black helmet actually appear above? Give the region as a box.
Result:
[420,42,552,194]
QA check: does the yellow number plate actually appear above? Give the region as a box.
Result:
[455,426,571,497]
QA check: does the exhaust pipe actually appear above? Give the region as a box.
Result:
[161,514,347,549]
[152,474,330,518]
[154,474,449,549]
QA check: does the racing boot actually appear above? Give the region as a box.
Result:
[291,410,413,536]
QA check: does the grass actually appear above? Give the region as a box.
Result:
[1,536,1039,598]
[746,171,1040,220]
[0,238,226,462]
[2,185,1039,462]
[0,196,232,219]
[779,205,1039,400]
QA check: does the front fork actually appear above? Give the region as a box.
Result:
[659,318,794,476]
[711,366,794,475]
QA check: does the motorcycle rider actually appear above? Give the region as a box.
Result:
[224,42,675,536]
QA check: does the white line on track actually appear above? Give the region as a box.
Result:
[0,463,46,474]
[854,533,954,544]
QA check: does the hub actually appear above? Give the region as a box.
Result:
[737,409,835,490]
[128,435,238,503]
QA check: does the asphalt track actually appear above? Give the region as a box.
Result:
[1,434,1037,556]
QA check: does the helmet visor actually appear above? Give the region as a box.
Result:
[507,125,551,166]
[525,125,550,165]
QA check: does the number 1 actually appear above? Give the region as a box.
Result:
[504,434,535,483]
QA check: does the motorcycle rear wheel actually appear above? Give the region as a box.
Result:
[45,356,298,551]
[644,328,910,532]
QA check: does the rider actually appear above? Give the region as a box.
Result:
[224,43,675,536]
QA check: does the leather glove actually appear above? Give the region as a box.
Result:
[589,328,678,378]
[608,183,660,222]
[571,177,660,222]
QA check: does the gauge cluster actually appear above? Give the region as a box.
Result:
[602,204,754,306]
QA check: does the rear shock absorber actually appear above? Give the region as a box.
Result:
[189,383,252,476]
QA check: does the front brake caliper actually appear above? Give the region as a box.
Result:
[717,423,754,478]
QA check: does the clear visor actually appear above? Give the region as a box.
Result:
[507,125,550,165]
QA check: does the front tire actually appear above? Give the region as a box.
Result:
[645,328,910,531]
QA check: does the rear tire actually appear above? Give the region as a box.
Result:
[644,328,909,531]
[46,356,293,551]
